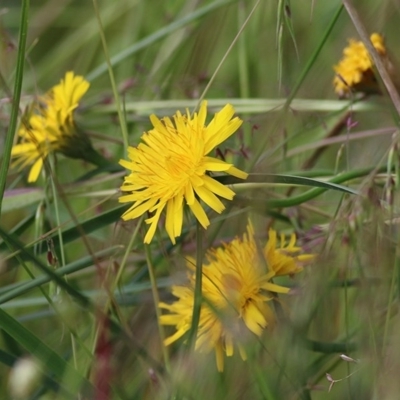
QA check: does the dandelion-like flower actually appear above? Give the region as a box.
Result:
[265,228,314,276]
[119,101,248,244]
[11,72,91,182]
[333,33,386,97]
[159,223,314,371]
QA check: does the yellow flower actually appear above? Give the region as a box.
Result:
[119,101,248,244]
[11,72,90,182]
[159,222,313,372]
[265,228,315,276]
[333,33,386,97]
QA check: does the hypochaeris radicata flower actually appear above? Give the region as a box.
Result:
[119,101,248,244]
[333,33,389,97]
[11,71,104,182]
[159,222,314,371]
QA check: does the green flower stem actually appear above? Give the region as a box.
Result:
[383,247,400,354]
[188,221,204,349]
[49,155,66,268]
[0,0,29,215]
[145,244,170,372]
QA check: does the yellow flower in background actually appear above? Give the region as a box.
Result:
[45,72,90,143]
[265,228,315,276]
[11,72,90,182]
[119,101,248,244]
[333,33,386,97]
[159,222,314,372]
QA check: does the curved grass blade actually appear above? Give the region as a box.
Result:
[0,0,29,214]
[217,173,360,195]
[0,205,126,256]
[231,166,386,209]
[0,247,120,304]
[0,213,35,249]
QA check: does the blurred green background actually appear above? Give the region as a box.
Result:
[1,1,400,399]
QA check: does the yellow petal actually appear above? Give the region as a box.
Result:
[194,185,225,213]
[215,341,225,372]
[120,198,157,220]
[165,195,183,242]
[164,328,187,346]
[242,302,266,336]
[203,175,235,200]
[202,156,232,172]
[227,166,248,179]
[144,204,165,244]
[28,158,44,182]
[187,198,210,229]
[225,333,234,357]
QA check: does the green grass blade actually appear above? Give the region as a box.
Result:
[0,226,90,307]
[0,247,119,304]
[0,205,126,256]
[284,4,343,107]
[86,0,237,81]
[0,348,17,368]
[0,0,29,215]
[232,165,385,209]
[2,188,45,213]
[217,173,360,195]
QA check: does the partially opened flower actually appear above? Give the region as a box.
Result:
[333,33,387,97]
[265,228,315,276]
[119,101,248,244]
[11,71,93,182]
[159,222,314,371]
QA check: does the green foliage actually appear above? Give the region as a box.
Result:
[1,0,400,398]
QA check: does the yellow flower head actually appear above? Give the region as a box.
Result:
[159,222,314,372]
[119,101,248,244]
[11,72,90,182]
[265,228,315,276]
[333,33,386,97]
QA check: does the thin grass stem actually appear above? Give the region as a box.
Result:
[0,0,29,214]
[92,0,129,153]
[188,221,204,349]
[145,244,170,372]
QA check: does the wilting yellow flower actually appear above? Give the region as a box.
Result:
[11,72,90,182]
[119,101,248,244]
[333,33,386,97]
[159,222,314,371]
